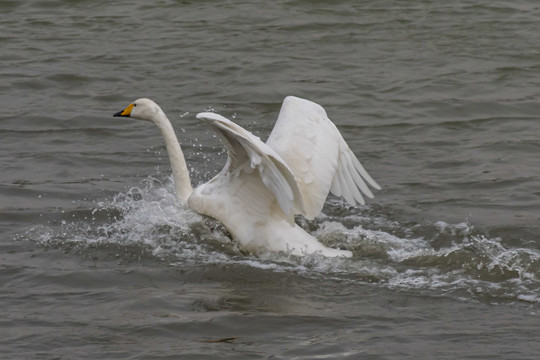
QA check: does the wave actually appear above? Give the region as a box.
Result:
[24,176,540,305]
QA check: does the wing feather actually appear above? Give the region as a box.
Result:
[344,151,373,199]
[196,112,303,221]
[267,96,380,219]
[340,154,365,204]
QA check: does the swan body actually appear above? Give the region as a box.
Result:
[114,96,380,257]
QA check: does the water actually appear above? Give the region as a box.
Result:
[1,0,540,358]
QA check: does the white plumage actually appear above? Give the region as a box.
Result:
[114,96,380,257]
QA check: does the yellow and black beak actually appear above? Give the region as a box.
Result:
[113,103,134,117]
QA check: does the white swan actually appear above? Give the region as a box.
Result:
[113,96,380,257]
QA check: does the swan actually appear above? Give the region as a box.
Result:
[113,96,380,257]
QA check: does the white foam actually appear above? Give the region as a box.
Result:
[25,179,540,304]
[517,294,539,303]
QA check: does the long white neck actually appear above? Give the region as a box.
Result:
[152,109,193,204]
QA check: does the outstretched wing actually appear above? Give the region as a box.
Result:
[266,96,380,219]
[196,112,304,221]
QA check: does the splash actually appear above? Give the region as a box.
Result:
[24,178,540,305]
[30,177,237,264]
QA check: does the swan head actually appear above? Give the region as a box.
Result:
[113,98,163,122]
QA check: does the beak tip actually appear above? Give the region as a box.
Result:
[114,103,135,117]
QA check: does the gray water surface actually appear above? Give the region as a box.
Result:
[1,1,540,359]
